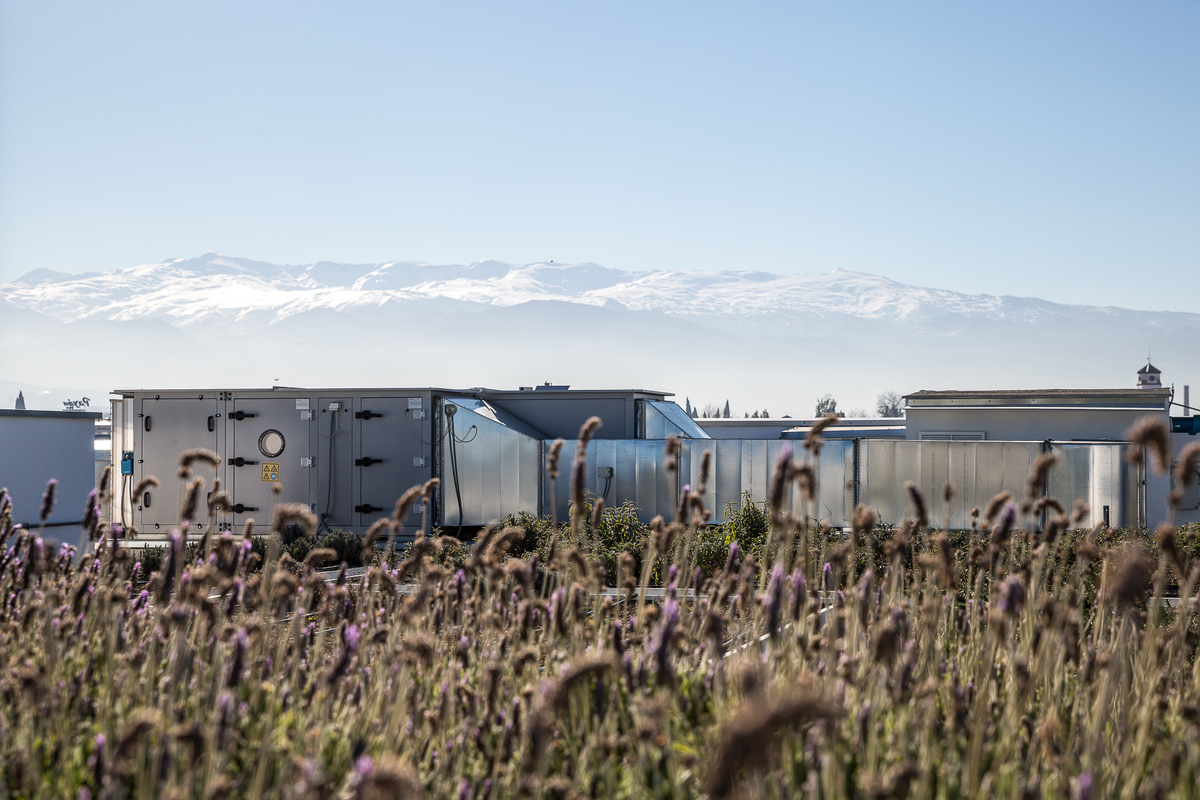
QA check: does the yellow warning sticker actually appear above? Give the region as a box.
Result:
[261,463,280,482]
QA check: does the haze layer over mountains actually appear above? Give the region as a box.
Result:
[3,252,1196,416]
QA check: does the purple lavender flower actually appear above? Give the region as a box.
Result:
[1074,773,1093,800]
[724,542,740,573]
[998,576,1025,617]
[650,599,681,677]
[39,479,57,523]
[764,566,784,636]
[791,569,807,622]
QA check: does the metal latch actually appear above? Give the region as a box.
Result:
[355,457,382,467]
[300,457,315,467]
[413,457,426,467]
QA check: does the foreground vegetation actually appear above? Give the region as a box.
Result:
[0,418,1199,799]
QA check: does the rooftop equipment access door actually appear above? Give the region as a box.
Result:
[353,396,432,531]
[228,396,313,529]
[316,396,354,531]
[136,395,221,533]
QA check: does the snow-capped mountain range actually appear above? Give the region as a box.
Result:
[2,252,1197,416]
[6,252,1193,331]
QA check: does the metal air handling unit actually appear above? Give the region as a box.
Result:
[109,386,696,540]
[110,385,1166,543]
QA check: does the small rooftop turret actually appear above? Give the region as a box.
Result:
[1138,361,1162,389]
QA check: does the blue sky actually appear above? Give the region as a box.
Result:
[1,2,1196,311]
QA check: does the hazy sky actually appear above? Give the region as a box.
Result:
[1,2,1196,311]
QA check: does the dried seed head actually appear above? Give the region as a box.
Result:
[793,462,816,504]
[1126,416,1171,475]
[851,505,879,541]
[699,449,713,493]
[571,457,587,532]
[942,482,956,504]
[361,518,389,561]
[356,756,423,800]
[983,491,1013,525]
[1105,547,1155,609]
[768,446,794,512]
[115,709,160,764]
[548,653,616,712]
[180,448,221,470]
[805,414,840,454]
[97,465,112,500]
[591,497,605,531]
[707,691,843,799]
[421,478,440,499]
[578,416,602,448]
[905,482,928,528]
[1033,497,1064,516]
[181,476,204,522]
[484,527,524,565]
[1025,453,1058,501]
[272,503,316,539]
[208,490,233,516]
[1156,525,1186,580]
[931,533,956,588]
[392,485,422,526]
[305,548,339,569]
[1175,442,1200,492]
[547,439,565,480]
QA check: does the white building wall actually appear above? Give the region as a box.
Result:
[0,412,99,529]
[905,407,1166,443]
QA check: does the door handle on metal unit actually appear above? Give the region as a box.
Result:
[355,457,383,467]
[208,416,215,432]
[231,504,258,514]
[230,457,259,467]
[355,504,383,514]
[144,416,152,432]
[230,411,258,421]
[355,410,383,420]
[143,491,152,507]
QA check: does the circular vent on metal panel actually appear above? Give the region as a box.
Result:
[258,429,286,458]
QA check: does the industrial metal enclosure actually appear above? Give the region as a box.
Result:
[109,387,684,540]
[111,386,1157,543]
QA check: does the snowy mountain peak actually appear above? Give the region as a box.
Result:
[2,255,1195,336]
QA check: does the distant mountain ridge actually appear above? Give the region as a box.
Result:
[5,252,1197,336]
[3,252,1196,417]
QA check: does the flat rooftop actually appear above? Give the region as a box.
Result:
[0,409,103,420]
[112,386,672,398]
[905,389,1171,408]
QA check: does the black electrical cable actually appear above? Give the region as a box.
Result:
[319,409,338,536]
[120,473,127,528]
[404,409,434,446]
[447,411,464,537]
[602,475,612,502]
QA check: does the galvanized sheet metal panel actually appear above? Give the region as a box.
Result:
[859,440,1129,529]
[1047,444,1125,529]
[442,402,541,526]
[677,439,851,528]
[545,439,677,524]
